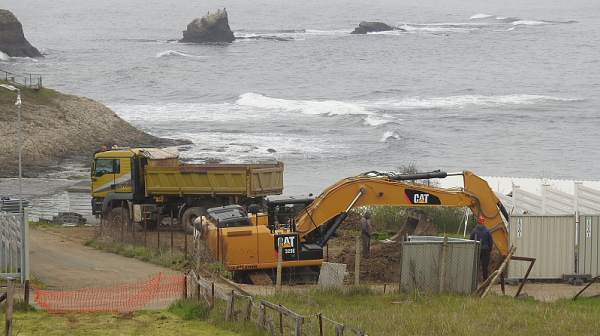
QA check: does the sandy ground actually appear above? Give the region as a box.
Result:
[4,226,182,310]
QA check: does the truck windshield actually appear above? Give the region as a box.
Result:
[93,159,120,177]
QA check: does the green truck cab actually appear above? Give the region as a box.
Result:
[91,146,284,232]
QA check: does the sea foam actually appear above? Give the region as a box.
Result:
[237,92,367,116]
[470,14,494,20]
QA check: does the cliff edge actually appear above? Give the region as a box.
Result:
[0,84,185,177]
[0,9,42,58]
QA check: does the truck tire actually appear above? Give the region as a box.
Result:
[108,207,131,230]
[182,207,206,234]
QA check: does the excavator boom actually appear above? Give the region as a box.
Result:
[293,170,509,255]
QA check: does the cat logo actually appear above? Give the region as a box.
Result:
[274,234,298,261]
[279,236,295,249]
[404,189,441,205]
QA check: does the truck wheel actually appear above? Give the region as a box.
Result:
[182,207,206,234]
[108,207,131,229]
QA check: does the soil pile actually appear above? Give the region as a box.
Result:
[328,211,403,283]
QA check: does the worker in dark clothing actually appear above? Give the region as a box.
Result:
[360,211,373,259]
[470,216,494,281]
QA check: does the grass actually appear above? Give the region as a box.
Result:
[250,289,600,336]
[0,79,57,105]
[84,239,190,271]
[3,306,244,336]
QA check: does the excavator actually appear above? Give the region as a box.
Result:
[198,170,510,281]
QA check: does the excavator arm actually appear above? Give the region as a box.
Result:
[292,170,509,255]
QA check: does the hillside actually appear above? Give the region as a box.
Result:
[0,84,185,177]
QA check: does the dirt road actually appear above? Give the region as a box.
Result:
[29,227,181,289]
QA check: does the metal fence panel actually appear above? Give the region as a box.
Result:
[399,240,478,294]
[578,215,600,276]
[0,210,29,281]
[509,215,576,279]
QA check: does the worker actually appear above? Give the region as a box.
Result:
[470,216,493,281]
[361,211,373,259]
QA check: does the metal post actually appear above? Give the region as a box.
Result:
[0,84,22,232]
[355,236,360,285]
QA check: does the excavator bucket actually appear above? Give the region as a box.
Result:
[389,209,438,241]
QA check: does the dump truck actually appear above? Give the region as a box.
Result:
[90,146,284,232]
[197,170,510,282]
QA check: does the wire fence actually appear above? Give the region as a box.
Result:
[186,270,368,336]
[97,206,193,260]
[0,69,42,89]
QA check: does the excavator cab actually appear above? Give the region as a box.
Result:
[260,195,314,232]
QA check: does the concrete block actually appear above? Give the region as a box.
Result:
[318,262,347,290]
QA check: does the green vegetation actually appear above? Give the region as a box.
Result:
[250,289,600,336]
[3,307,243,336]
[28,220,54,229]
[84,239,189,271]
[9,290,594,335]
[0,79,57,105]
[361,204,471,235]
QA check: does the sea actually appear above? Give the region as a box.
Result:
[1,0,599,219]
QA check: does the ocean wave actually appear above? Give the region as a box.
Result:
[372,94,579,110]
[363,114,403,127]
[470,14,494,20]
[512,20,548,26]
[379,131,400,142]
[0,51,10,61]
[156,50,205,58]
[236,92,367,116]
[397,23,481,33]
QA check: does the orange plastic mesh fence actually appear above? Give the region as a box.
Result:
[33,273,185,314]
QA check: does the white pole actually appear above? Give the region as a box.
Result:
[0,85,22,218]
[17,89,22,222]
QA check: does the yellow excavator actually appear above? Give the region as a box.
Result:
[198,170,509,279]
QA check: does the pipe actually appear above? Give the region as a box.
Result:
[389,170,448,181]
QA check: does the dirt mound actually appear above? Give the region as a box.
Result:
[339,211,386,233]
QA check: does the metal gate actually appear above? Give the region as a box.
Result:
[578,215,600,276]
[509,215,576,279]
[0,210,29,282]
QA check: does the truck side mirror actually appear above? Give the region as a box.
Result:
[247,204,259,214]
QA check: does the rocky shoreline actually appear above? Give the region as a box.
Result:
[0,84,188,178]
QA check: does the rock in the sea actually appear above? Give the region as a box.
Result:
[180,9,235,43]
[0,9,42,57]
[350,21,395,34]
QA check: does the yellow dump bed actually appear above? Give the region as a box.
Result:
[143,162,284,197]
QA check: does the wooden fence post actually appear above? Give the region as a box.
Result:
[355,236,360,285]
[439,235,448,294]
[5,277,14,336]
[267,315,277,336]
[279,304,284,334]
[245,296,253,322]
[307,322,315,336]
[258,305,267,329]
[211,282,215,309]
[295,316,304,336]
[226,290,234,320]
[335,324,344,336]
[225,294,233,320]
[276,240,283,292]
